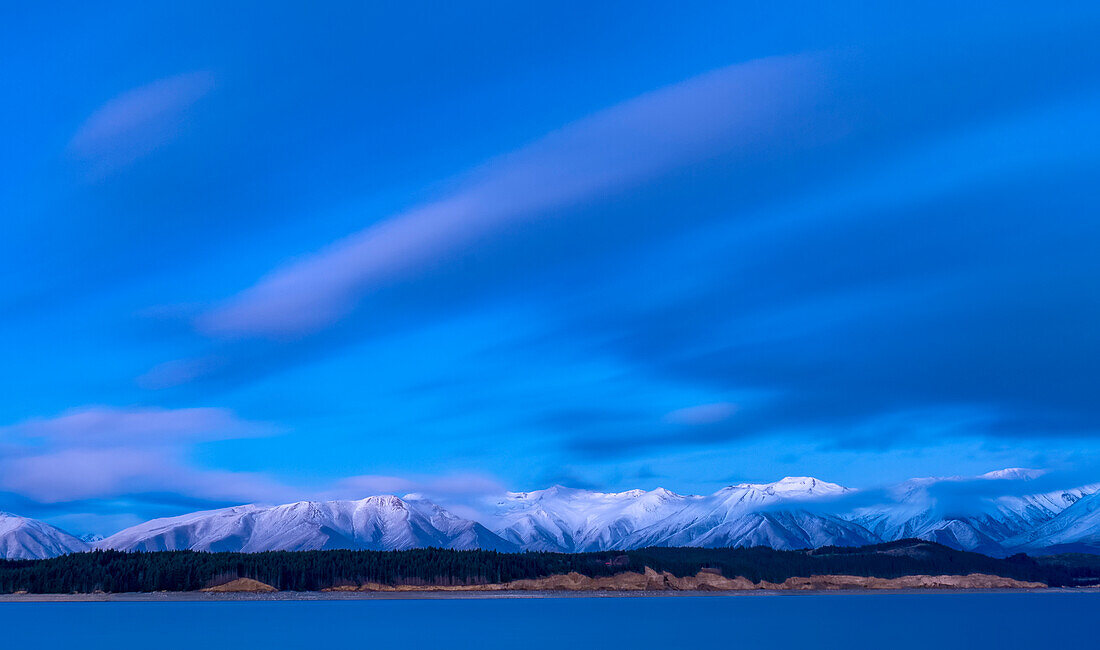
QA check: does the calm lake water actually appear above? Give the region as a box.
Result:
[2,593,1095,649]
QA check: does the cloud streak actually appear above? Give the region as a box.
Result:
[326,473,508,521]
[1,405,274,446]
[0,406,286,505]
[0,405,509,524]
[68,71,214,174]
[197,54,831,339]
[663,402,738,425]
[329,472,506,500]
[0,447,292,504]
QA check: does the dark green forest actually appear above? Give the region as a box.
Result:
[2,540,1098,593]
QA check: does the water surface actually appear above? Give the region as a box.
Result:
[2,592,1094,649]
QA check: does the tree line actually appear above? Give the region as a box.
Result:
[1,540,1096,593]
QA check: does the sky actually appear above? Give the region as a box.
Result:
[3,2,1100,535]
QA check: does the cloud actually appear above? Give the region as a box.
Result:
[0,405,518,526]
[1,405,275,446]
[557,403,741,459]
[0,452,513,532]
[151,43,1100,406]
[329,472,506,500]
[921,468,1100,503]
[196,54,831,339]
[663,402,737,425]
[555,95,1100,458]
[808,467,1100,523]
[110,20,1100,481]
[324,472,508,522]
[0,447,293,504]
[68,71,214,174]
[737,467,1100,519]
[529,467,604,492]
[565,422,738,460]
[0,406,289,506]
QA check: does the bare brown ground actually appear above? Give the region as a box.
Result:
[323,568,1046,593]
[0,570,1052,600]
[201,577,278,592]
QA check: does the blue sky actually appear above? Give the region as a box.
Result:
[3,2,1100,534]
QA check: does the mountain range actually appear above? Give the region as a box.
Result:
[0,513,91,560]
[96,495,515,554]
[3,469,1099,560]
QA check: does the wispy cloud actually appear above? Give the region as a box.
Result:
[0,405,513,524]
[68,71,214,175]
[769,467,1100,519]
[0,406,286,505]
[326,472,507,520]
[196,54,831,339]
[328,472,505,500]
[663,402,738,425]
[1,405,274,446]
[0,447,291,504]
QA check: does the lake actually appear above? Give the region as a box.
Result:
[2,592,1095,649]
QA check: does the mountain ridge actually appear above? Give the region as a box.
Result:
[5,470,1100,559]
[0,512,90,560]
[95,495,518,554]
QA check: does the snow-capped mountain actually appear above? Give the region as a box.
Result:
[492,473,1100,555]
[847,469,1099,556]
[493,486,695,552]
[0,512,90,560]
[494,477,875,552]
[848,476,1019,555]
[1004,490,1100,553]
[7,469,1100,560]
[614,477,874,550]
[402,495,519,551]
[97,495,517,553]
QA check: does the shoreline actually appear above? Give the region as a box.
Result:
[6,568,1094,600]
[2,587,1094,602]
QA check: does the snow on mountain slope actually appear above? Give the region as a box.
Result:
[1005,490,1100,553]
[848,477,1015,555]
[493,477,875,552]
[846,470,1099,555]
[980,468,1046,481]
[493,486,694,552]
[17,469,1100,558]
[618,477,876,550]
[97,496,517,553]
[0,513,90,559]
[403,495,519,551]
[672,510,875,550]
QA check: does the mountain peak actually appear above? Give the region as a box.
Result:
[726,476,847,496]
[8,472,1100,560]
[359,494,408,508]
[981,468,1044,481]
[95,495,516,554]
[0,512,89,560]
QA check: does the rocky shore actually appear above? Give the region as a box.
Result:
[0,569,1054,600]
[315,568,1046,593]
